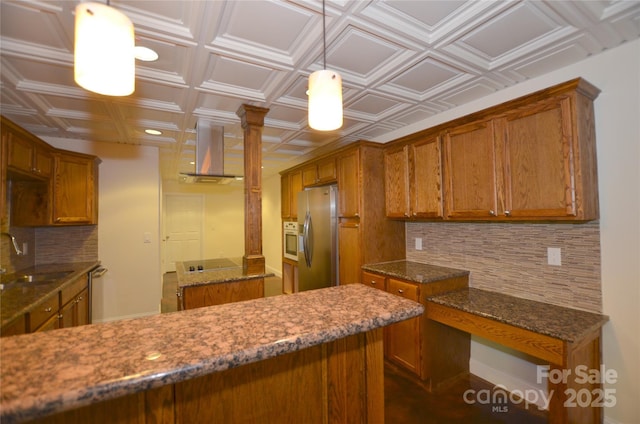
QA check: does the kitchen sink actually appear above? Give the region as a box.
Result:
[0,270,73,290]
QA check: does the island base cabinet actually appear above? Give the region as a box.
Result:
[180,278,264,310]
[26,330,384,424]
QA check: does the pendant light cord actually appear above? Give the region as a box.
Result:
[322,0,326,70]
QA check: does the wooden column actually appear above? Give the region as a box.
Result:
[236,104,269,275]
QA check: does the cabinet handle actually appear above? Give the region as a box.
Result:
[505,210,511,216]
[44,307,52,312]
[370,281,376,285]
[397,289,404,294]
[489,210,496,216]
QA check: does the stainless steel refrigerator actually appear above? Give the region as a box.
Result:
[297,185,338,291]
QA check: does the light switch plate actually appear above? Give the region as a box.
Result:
[415,237,423,251]
[547,247,562,266]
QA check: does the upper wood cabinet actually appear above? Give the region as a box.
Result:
[281,170,302,220]
[2,116,100,226]
[443,119,499,219]
[52,151,99,225]
[385,136,443,219]
[386,78,600,222]
[5,128,53,179]
[302,157,337,187]
[337,149,360,218]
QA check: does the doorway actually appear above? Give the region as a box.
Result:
[163,194,204,273]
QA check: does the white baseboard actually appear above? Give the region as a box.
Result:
[266,264,282,278]
[470,358,549,410]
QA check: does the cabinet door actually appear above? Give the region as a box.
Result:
[337,149,360,218]
[386,278,420,375]
[410,136,443,219]
[59,298,75,329]
[497,96,577,218]
[316,158,336,183]
[384,145,410,218]
[6,132,33,173]
[301,164,318,187]
[53,152,97,224]
[289,171,302,220]
[33,144,53,178]
[75,288,90,326]
[1,315,26,337]
[443,120,498,219]
[338,219,361,285]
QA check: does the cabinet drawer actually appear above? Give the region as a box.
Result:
[362,271,386,291]
[387,279,419,301]
[29,294,59,331]
[61,275,87,306]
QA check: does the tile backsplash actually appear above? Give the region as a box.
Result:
[406,221,601,313]
[1,226,98,274]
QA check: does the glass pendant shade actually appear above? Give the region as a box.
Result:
[308,69,343,131]
[74,2,135,96]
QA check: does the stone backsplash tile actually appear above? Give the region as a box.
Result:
[406,221,601,313]
[35,226,98,265]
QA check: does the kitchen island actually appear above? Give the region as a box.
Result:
[175,257,274,310]
[0,283,423,423]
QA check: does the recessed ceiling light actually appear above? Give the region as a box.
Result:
[145,129,162,135]
[135,46,158,62]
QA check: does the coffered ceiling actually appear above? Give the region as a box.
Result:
[1,0,639,181]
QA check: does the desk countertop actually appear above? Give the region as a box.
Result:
[427,287,608,342]
[362,260,470,284]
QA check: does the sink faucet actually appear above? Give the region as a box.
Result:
[1,233,24,256]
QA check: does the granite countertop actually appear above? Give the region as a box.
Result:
[176,257,274,289]
[0,283,423,423]
[427,288,609,342]
[362,260,470,284]
[0,261,100,328]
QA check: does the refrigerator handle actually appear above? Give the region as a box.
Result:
[303,211,313,267]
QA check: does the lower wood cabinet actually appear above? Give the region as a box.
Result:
[282,259,297,294]
[180,278,264,310]
[27,330,385,424]
[386,278,421,375]
[1,275,90,336]
[362,269,469,389]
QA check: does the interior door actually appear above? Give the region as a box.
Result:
[163,194,204,272]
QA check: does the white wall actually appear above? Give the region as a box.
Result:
[381,40,640,423]
[162,180,245,266]
[262,173,283,277]
[44,138,162,322]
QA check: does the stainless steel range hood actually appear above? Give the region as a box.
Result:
[180,120,243,184]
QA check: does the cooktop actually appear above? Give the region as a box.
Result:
[183,258,238,272]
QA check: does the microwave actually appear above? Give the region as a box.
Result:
[283,221,298,261]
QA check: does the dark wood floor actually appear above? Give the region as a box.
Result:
[163,273,547,423]
[384,366,547,424]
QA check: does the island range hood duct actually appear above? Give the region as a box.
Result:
[180,120,243,184]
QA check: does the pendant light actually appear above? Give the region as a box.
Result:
[74,1,135,96]
[308,0,343,131]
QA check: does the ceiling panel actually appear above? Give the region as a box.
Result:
[0,0,638,180]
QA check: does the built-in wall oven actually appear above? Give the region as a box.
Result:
[283,221,298,261]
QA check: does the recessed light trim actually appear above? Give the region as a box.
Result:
[144,129,162,135]
[135,46,159,62]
